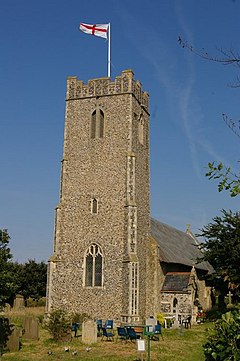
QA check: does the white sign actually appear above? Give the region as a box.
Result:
[137,339,146,352]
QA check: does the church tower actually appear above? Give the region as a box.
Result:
[47,70,150,322]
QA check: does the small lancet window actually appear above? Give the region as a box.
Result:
[138,113,144,144]
[85,243,103,287]
[91,198,98,214]
[91,109,104,139]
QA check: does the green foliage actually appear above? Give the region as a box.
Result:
[205,307,227,322]
[37,297,46,307]
[26,297,38,307]
[44,309,71,342]
[206,162,240,197]
[156,312,165,326]
[203,309,240,360]
[14,259,47,301]
[0,230,15,307]
[198,210,240,299]
[71,312,90,326]
[0,316,12,356]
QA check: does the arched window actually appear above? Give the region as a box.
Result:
[173,297,178,313]
[138,114,144,144]
[91,198,98,214]
[85,244,103,287]
[91,110,96,139]
[91,109,104,139]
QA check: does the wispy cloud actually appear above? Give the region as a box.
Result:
[117,1,229,177]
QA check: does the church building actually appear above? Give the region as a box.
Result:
[46,70,213,323]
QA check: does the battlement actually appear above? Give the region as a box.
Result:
[66,69,149,112]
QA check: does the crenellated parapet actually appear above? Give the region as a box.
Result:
[66,69,149,112]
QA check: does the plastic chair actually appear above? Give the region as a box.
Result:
[152,324,164,340]
[116,327,128,342]
[96,319,102,336]
[71,322,79,337]
[102,327,114,341]
[127,327,141,341]
[104,319,113,329]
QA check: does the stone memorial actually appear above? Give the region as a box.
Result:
[6,327,20,352]
[13,295,25,310]
[82,320,97,344]
[23,316,39,340]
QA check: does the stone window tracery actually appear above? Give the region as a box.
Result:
[84,243,103,287]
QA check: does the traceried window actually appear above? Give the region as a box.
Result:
[91,109,104,139]
[85,244,103,287]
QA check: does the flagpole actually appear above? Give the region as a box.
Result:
[108,23,111,78]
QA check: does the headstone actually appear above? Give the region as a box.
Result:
[82,320,97,344]
[13,295,25,310]
[23,316,39,340]
[6,327,20,352]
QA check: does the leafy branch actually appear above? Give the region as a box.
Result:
[206,162,240,197]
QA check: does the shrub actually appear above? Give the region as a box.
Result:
[37,297,46,307]
[0,317,12,356]
[156,313,165,326]
[71,312,90,326]
[44,309,71,342]
[26,297,37,307]
[203,309,240,360]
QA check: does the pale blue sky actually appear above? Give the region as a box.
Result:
[0,0,239,262]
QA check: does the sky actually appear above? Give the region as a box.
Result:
[0,0,239,263]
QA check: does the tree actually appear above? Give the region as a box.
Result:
[178,37,240,196]
[197,210,240,303]
[14,259,47,301]
[0,230,15,307]
[20,259,47,300]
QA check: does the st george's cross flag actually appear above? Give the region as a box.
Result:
[79,23,109,39]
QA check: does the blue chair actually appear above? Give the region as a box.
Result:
[116,327,128,342]
[104,319,113,329]
[102,327,114,341]
[71,322,79,337]
[127,327,141,341]
[96,319,102,336]
[152,324,164,340]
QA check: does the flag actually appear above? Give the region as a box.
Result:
[79,23,109,39]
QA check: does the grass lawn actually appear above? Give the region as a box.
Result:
[2,309,209,361]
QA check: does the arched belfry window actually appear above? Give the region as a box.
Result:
[91,109,104,139]
[85,243,103,287]
[138,113,144,144]
[91,198,98,214]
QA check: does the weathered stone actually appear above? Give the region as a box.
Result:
[46,70,213,327]
[6,327,20,352]
[23,316,39,340]
[82,320,97,344]
[47,70,150,323]
[13,295,25,310]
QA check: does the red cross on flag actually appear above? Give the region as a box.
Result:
[79,23,109,39]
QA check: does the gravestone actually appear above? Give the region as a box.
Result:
[23,316,39,340]
[6,327,20,352]
[13,295,25,310]
[82,320,97,344]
